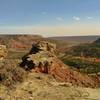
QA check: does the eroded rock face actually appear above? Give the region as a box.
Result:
[20,41,56,73]
[0,45,7,60]
[29,41,56,54]
[20,41,99,87]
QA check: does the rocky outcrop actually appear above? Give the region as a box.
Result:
[0,45,7,60]
[20,41,98,87]
[20,41,56,72]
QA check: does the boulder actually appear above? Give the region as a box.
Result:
[20,41,56,73]
[0,45,7,60]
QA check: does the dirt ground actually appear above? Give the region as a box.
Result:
[0,72,100,100]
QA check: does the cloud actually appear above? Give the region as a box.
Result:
[56,17,64,21]
[41,12,47,15]
[87,16,93,20]
[72,16,80,21]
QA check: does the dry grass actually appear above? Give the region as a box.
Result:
[0,59,27,87]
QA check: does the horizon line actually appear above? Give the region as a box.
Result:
[0,33,100,38]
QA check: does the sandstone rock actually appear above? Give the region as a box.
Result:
[20,41,98,87]
[0,45,7,60]
[36,41,56,54]
[20,41,56,72]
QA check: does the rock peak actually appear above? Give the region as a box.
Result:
[20,41,56,72]
[29,41,56,54]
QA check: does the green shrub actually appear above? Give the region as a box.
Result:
[61,57,100,74]
[65,43,100,58]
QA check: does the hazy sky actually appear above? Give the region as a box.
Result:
[0,0,100,37]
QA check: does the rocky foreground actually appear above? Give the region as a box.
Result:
[0,72,100,100]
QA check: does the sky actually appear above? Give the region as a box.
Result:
[0,0,100,37]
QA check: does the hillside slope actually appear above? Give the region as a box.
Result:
[20,41,99,87]
[49,35,100,43]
